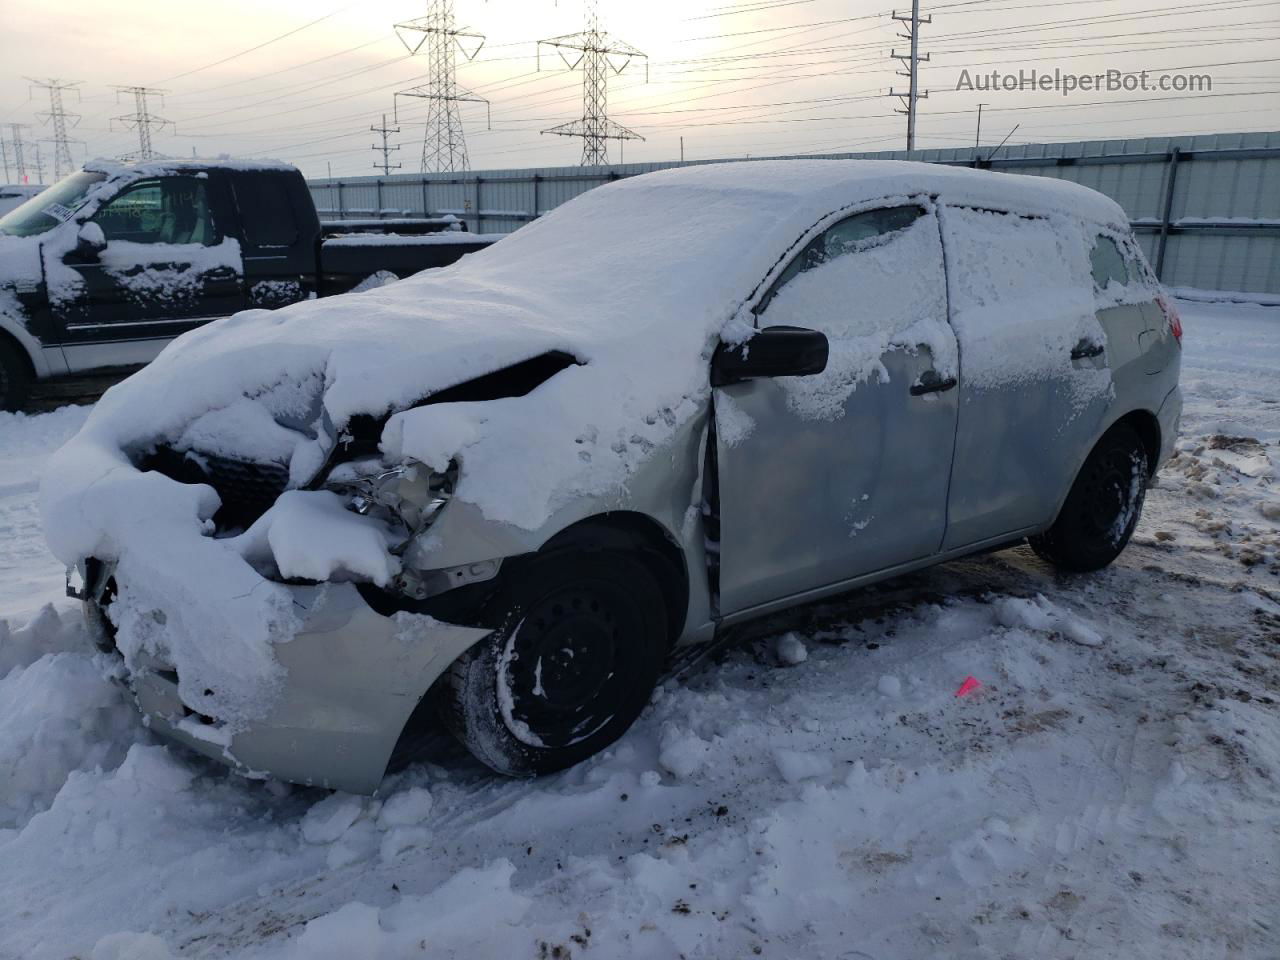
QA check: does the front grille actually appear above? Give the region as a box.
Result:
[145,445,290,530]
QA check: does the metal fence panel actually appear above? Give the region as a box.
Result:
[310,131,1280,295]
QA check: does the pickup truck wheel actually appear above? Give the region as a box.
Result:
[0,340,31,412]
[1029,423,1149,572]
[436,550,667,777]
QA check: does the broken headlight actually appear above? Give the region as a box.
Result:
[324,459,457,547]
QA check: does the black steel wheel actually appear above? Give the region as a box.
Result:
[0,339,31,413]
[436,548,667,777]
[1029,422,1149,572]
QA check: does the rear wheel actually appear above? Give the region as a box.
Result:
[437,549,667,777]
[0,339,31,413]
[1029,422,1149,572]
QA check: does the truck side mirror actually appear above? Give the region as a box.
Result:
[711,325,829,387]
[72,222,106,262]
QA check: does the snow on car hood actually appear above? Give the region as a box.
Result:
[39,159,1129,727]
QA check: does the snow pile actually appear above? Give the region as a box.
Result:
[994,594,1106,646]
[0,607,140,829]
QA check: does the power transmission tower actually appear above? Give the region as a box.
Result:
[394,1,488,173]
[887,0,930,151]
[371,114,402,175]
[27,78,83,179]
[538,0,647,166]
[111,86,173,161]
[4,124,30,183]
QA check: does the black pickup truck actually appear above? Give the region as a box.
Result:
[0,159,497,409]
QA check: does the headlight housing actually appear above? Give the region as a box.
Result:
[323,458,457,550]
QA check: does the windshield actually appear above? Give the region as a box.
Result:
[0,170,108,237]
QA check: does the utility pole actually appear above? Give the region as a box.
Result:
[27,78,83,179]
[975,102,986,148]
[538,0,647,166]
[32,143,45,185]
[394,1,488,173]
[888,0,930,151]
[371,114,402,175]
[111,86,173,161]
[5,124,30,183]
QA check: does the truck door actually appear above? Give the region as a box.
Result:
[939,206,1115,550]
[714,203,959,615]
[54,175,245,372]
[229,171,316,310]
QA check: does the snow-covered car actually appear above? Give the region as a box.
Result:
[42,160,1182,793]
[0,159,496,410]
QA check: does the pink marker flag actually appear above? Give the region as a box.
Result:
[955,676,982,697]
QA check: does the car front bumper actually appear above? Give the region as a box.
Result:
[83,573,492,794]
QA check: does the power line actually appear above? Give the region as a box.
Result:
[154,3,359,84]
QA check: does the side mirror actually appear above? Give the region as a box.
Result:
[711,325,829,387]
[72,222,106,262]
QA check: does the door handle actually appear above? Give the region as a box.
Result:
[910,370,958,396]
[204,266,239,281]
[1071,340,1105,360]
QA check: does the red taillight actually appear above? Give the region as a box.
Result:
[1156,294,1182,345]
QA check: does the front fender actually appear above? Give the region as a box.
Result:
[0,304,65,378]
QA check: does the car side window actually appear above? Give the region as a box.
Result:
[1089,234,1129,289]
[761,205,925,312]
[93,177,218,246]
[232,176,299,247]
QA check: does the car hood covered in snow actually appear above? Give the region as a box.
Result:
[39,159,1128,728]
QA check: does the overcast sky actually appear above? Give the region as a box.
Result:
[1,0,1277,180]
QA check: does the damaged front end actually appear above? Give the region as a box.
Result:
[72,558,492,793]
[62,353,589,792]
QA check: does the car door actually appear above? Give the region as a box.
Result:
[939,206,1115,551]
[715,202,959,616]
[1089,231,1151,390]
[54,175,245,372]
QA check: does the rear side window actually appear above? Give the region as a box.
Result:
[232,175,299,247]
[1089,234,1129,288]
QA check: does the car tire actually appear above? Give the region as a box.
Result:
[1029,422,1149,572]
[0,339,31,413]
[436,548,668,777]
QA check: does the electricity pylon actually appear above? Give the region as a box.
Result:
[887,0,930,151]
[27,78,83,179]
[4,124,31,183]
[371,114,402,175]
[538,0,647,166]
[394,1,488,173]
[112,86,173,161]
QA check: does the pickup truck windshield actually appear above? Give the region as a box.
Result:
[0,170,108,237]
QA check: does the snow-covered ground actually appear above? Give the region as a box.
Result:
[1,299,1277,960]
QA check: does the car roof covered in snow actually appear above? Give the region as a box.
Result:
[636,158,1127,228]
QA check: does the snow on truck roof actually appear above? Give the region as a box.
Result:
[83,156,299,178]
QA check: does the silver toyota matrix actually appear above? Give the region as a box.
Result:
[45,160,1182,793]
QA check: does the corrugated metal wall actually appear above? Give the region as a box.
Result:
[310,131,1280,296]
